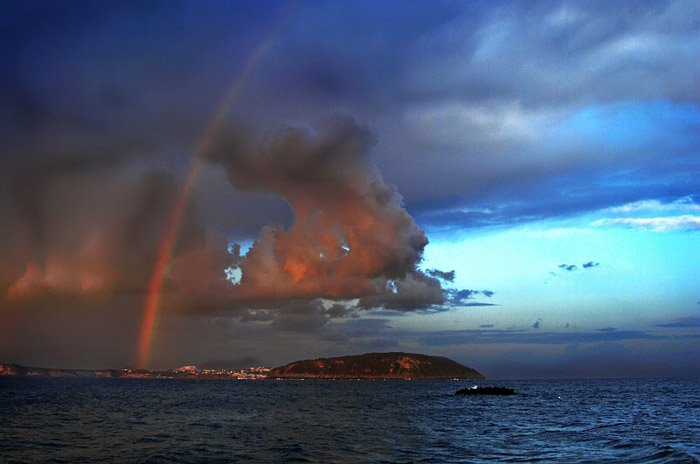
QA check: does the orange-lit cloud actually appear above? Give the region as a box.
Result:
[204,117,444,311]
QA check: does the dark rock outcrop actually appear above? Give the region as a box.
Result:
[455,386,516,396]
[267,352,484,380]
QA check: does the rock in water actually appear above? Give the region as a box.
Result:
[455,386,517,396]
[267,352,484,380]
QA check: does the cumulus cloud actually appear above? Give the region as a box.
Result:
[1,116,456,321]
[204,117,444,312]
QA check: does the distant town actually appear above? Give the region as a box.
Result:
[0,363,271,380]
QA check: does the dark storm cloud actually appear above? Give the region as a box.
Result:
[357,273,444,311]
[267,301,358,333]
[405,1,699,105]
[393,0,700,226]
[1,167,207,300]
[4,0,698,234]
[1,0,298,242]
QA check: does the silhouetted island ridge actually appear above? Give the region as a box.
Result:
[1,353,484,380]
[267,352,485,380]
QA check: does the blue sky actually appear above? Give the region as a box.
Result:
[0,1,698,377]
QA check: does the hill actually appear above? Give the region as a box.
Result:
[267,352,484,380]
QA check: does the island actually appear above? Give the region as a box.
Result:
[1,352,484,381]
[266,352,484,380]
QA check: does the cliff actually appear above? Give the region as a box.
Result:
[267,352,484,380]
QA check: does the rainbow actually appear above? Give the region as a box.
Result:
[135,5,296,369]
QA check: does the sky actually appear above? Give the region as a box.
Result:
[1,0,698,378]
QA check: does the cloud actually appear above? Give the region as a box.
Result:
[406,2,699,108]
[592,215,700,232]
[418,328,670,347]
[425,269,455,282]
[2,168,207,301]
[445,289,495,306]
[656,317,700,328]
[403,100,545,148]
[607,197,700,213]
[554,261,599,273]
[270,301,329,333]
[325,303,357,319]
[205,117,445,311]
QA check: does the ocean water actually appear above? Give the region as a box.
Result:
[1,377,698,463]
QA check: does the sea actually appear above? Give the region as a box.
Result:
[1,377,698,463]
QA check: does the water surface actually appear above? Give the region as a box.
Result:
[1,377,698,463]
